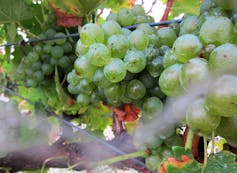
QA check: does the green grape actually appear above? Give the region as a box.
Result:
[146,15,155,23]
[173,34,202,63]
[131,4,146,16]
[142,97,163,115]
[126,79,146,100]
[206,75,237,117]
[40,54,50,62]
[147,85,166,99]
[76,93,91,107]
[25,68,34,77]
[179,15,199,35]
[75,39,89,56]
[124,50,146,73]
[159,45,170,56]
[41,63,54,75]
[54,32,66,45]
[74,55,97,80]
[67,83,81,94]
[216,117,237,147]
[143,46,159,63]
[158,64,184,97]
[121,28,131,36]
[33,71,44,82]
[66,70,81,85]
[107,34,129,58]
[186,98,221,136]
[25,79,37,87]
[27,51,39,62]
[31,61,42,70]
[79,23,104,46]
[43,44,52,54]
[157,27,177,47]
[51,45,64,59]
[106,13,118,21]
[199,16,234,46]
[45,28,56,38]
[62,41,73,53]
[135,15,149,24]
[58,56,71,68]
[104,58,127,83]
[146,56,164,77]
[200,0,217,13]
[103,83,123,100]
[33,45,42,55]
[117,8,136,26]
[148,33,159,46]
[124,71,137,81]
[106,98,122,107]
[137,23,155,35]
[102,20,121,40]
[88,43,111,67]
[139,70,157,89]
[163,49,177,68]
[179,57,209,89]
[158,123,176,140]
[93,68,112,88]
[128,30,149,50]
[78,78,95,95]
[49,57,58,66]
[208,43,237,75]
[90,91,101,104]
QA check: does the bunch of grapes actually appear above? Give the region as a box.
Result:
[14,28,76,88]
[67,5,177,116]
[156,0,237,148]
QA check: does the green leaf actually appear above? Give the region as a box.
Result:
[204,151,237,173]
[170,0,201,19]
[172,146,194,160]
[0,0,33,24]
[6,22,17,42]
[79,102,113,132]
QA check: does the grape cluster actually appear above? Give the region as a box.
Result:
[67,5,171,112]
[156,0,237,147]
[15,28,76,87]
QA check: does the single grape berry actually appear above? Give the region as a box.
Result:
[103,58,127,83]
[126,79,146,100]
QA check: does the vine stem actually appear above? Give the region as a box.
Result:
[90,150,147,168]
[201,136,208,173]
[68,150,147,170]
[160,0,174,22]
[41,155,68,173]
[184,128,194,150]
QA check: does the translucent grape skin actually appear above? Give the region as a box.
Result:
[88,43,111,67]
[128,30,149,51]
[124,50,147,73]
[107,34,129,59]
[126,79,146,100]
[103,58,127,83]
[79,23,104,46]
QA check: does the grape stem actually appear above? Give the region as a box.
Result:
[90,150,147,168]
[67,150,147,170]
[201,136,208,173]
[184,128,194,150]
[211,131,215,154]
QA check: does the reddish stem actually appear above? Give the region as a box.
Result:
[160,0,174,22]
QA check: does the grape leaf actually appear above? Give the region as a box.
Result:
[79,102,113,132]
[204,151,237,173]
[0,0,33,24]
[169,0,201,19]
